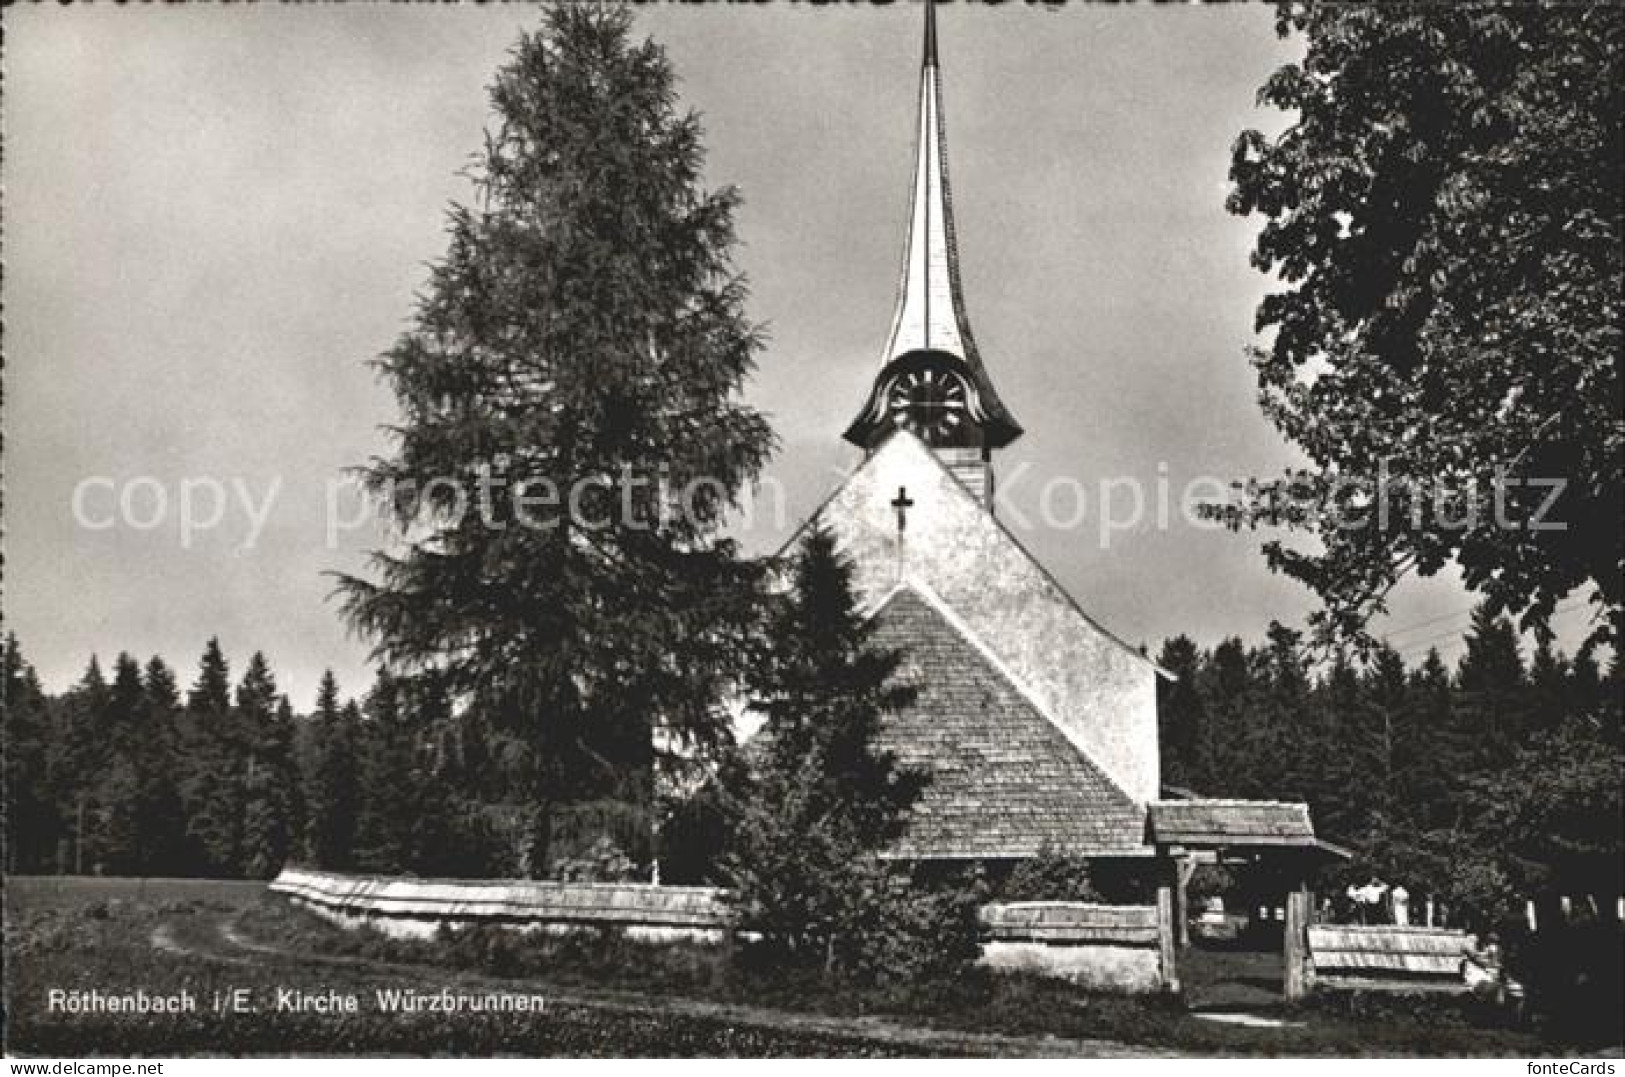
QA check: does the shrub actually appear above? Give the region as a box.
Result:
[837,866,986,988]
[550,835,638,883]
[716,531,982,986]
[998,845,1102,902]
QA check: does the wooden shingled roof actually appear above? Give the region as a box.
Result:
[1146,799,1320,848]
[868,586,1149,860]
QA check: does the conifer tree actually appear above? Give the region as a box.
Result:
[107,653,146,738]
[1154,635,1204,790]
[306,672,360,870]
[1399,648,1461,834]
[144,656,181,713]
[1526,638,1570,737]
[236,654,295,877]
[274,695,306,859]
[1456,605,1528,765]
[334,5,774,870]
[1568,650,1606,721]
[241,765,288,879]
[235,652,280,722]
[1194,637,1250,795]
[1361,645,1409,832]
[1316,657,1380,848]
[3,636,57,873]
[179,639,245,875]
[718,530,936,977]
[356,671,421,873]
[1238,624,1314,800]
[78,654,108,697]
[187,638,232,714]
[54,658,112,874]
[82,655,155,874]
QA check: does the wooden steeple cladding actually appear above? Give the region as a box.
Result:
[843,1,1023,506]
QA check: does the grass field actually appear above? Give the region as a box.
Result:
[4,877,965,1057]
[4,875,265,911]
[2,877,1609,1057]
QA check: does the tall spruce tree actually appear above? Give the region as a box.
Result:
[335,4,773,874]
[1316,656,1381,848]
[305,672,360,870]
[1526,638,1570,737]
[1240,624,1316,800]
[3,636,57,873]
[74,655,145,873]
[144,656,181,713]
[356,670,421,873]
[177,639,244,876]
[235,652,279,723]
[106,653,145,743]
[1195,637,1251,795]
[1154,635,1205,791]
[141,653,190,873]
[274,695,306,864]
[1456,604,1528,765]
[77,654,108,699]
[90,654,186,874]
[55,658,111,874]
[187,638,232,714]
[237,654,295,877]
[1354,644,1412,881]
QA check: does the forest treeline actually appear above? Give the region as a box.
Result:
[3,638,518,881]
[1155,611,1621,921]
[4,606,1620,926]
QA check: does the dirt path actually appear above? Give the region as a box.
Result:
[158,908,1173,1058]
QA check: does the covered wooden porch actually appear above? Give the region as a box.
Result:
[1149,799,1351,1000]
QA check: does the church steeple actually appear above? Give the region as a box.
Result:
[844,1,1023,503]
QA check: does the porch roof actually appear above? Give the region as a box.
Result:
[1148,799,1350,857]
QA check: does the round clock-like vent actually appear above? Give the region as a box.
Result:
[888,367,969,443]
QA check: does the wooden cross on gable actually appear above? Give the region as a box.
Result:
[891,486,915,537]
[890,485,916,583]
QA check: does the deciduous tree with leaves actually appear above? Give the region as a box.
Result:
[1222,1,1623,650]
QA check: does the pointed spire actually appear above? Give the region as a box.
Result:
[846,0,1022,451]
[884,0,965,363]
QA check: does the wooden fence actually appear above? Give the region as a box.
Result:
[978,900,1172,993]
[270,867,731,942]
[1308,924,1473,990]
[980,901,1161,945]
[270,870,1175,991]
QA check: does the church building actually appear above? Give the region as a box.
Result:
[788,4,1341,880]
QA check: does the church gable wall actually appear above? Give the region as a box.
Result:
[813,433,1162,804]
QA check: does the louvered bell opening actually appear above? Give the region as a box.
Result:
[939,445,992,507]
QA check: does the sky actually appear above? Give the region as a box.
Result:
[4,1,1594,709]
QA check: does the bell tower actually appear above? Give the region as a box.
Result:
[843,0,1023,506]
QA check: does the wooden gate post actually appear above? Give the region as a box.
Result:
[1284,886,1310,1001]
[1175,855,1197,949]
[1157,884,1180,994]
